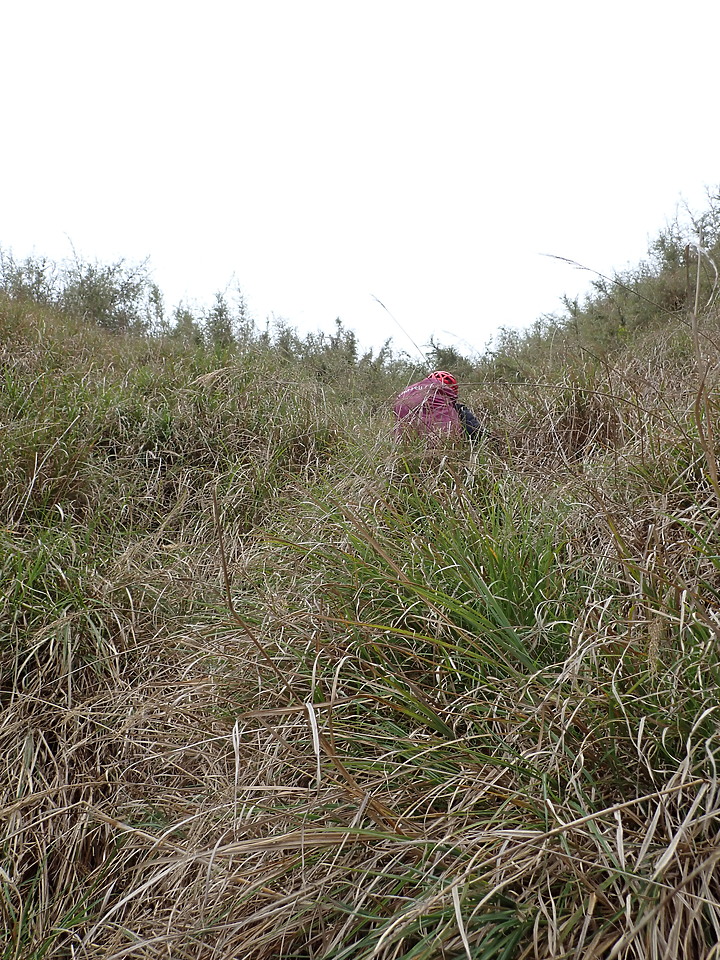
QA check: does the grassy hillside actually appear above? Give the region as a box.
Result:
[2,213,720,959]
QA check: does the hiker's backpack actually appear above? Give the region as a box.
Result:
[393,377,463,439]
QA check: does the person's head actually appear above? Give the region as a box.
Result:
[429,370,458,397]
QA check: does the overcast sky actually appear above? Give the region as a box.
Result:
[3,0,719,356]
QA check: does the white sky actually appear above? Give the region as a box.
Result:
[2,0,719,356]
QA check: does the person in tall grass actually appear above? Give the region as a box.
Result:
[393,370,484,442]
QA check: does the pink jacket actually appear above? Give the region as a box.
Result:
[393,377,463,439]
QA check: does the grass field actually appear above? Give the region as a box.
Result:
[2,229,720,958]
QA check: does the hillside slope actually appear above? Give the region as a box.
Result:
[2,226,720,959]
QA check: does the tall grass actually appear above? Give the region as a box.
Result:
[2,276,720,958]
[241,413,720,958]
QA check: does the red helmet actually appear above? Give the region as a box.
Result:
[429,370,458,394]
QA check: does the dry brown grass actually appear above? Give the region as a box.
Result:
[3,299,720,958]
